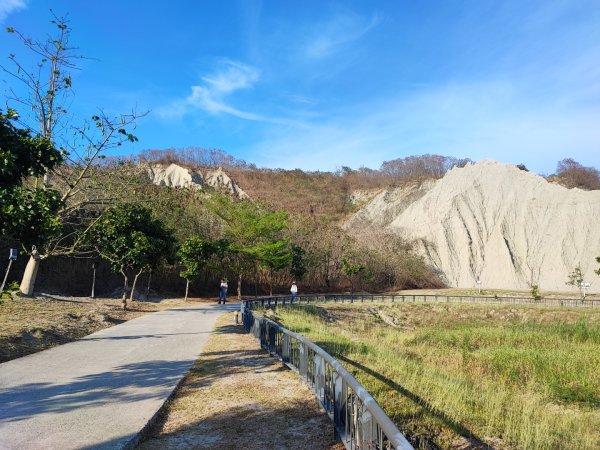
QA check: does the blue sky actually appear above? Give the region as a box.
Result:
[1,0,599,174]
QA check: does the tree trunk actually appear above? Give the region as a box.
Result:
[91,265,97,299]
[19,249,42,296]
[269,268,273,297]
[254,268,258,298]
[145,270,152,300]
[184,279,190,302]
[129,268,143,303]
[121,267,129,310]
[237,272,242,300]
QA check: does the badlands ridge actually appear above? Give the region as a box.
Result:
[144,160,599,292]
[146,163,249,199]
[346,160,600,292]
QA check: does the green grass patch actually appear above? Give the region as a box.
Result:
[262,303,600,449]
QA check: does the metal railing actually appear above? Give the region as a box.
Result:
[242,308,414,450]
[240,292,596,449]
[243,292,600,310]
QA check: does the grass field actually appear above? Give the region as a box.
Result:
[264,302,600,449]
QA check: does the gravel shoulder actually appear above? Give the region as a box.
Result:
[138,314,344,450]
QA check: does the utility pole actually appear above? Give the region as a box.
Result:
[1,249,18,292]
[91,261,97,298]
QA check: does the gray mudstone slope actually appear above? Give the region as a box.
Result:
[345,160,600,292]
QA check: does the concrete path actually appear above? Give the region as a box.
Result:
[0,302,239,450]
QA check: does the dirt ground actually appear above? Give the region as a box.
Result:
[0,294,198,363]
[138,314,344,450]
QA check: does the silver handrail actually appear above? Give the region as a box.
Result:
[243,293,600,310]
[243,310,414,450]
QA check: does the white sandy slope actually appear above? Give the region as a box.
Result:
[147,163,205,189]
[204,167,250,199]
[348,160,600,292]
[346,181,434,228]
[146,163,249,199]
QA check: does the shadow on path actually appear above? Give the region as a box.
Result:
[82,331,212,342]
[0,359,194,423]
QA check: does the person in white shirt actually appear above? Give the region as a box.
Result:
[219,279,228,304]
[290,282,298,302]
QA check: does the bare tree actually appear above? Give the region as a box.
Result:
[2,14,146,295]
[380,154,472,181]
[554,158,600,190]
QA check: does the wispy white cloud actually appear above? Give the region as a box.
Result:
[183,60,262,120]
[0,0,27,23]
[157,59,301,125]
[200,60,259,94]
[303,12,381,59]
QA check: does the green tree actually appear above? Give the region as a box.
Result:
[177,237,215,301]
[595,257,600,277]
[530,284,541,301]
[0,109,64,249]
[3,14,144,296]
[340,253,366,293]
[91,204,173,309]
[566,265,585,297]
[249,239,292,296]
[290,244,307,282]
[209,195,289,299]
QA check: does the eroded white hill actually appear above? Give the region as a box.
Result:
[346,160,600,292]
[146,163,249,199]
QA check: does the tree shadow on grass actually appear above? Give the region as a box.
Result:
[34,294,93,304]
[0,329,85,363]
[332,353,492,450]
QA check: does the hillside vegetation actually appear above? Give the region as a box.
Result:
[137,148,473,217]
[266,303,600,449]
[4,136,600,299]
[137,149,600,216]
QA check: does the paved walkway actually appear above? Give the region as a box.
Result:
[0,302,238,450]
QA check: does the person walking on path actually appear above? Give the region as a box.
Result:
[218,279,228,304]
[290,281,298,302]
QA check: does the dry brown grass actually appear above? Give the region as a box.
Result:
[397,287,600,299]
[0,294,194,363]
[229,168,394,218]
[139,314,344,450]
[270,303,600,449]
